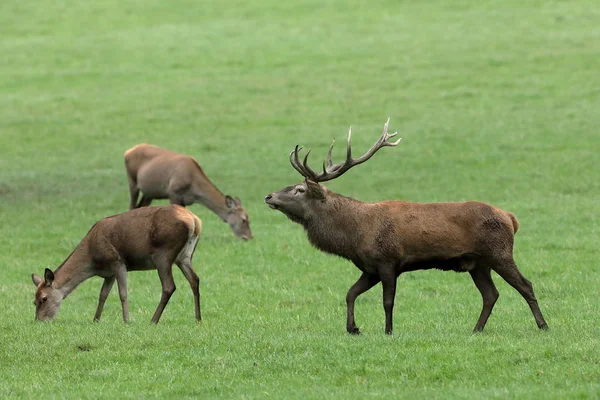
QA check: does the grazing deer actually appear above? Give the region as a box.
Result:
[265,118,548,335]
[124,144,252,240]
[31,205,202,323]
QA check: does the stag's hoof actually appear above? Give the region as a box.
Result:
[347,326,361,335]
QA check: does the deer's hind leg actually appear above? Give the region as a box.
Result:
[176,260,201,321]
[127,173,140,210]
[150,248,183,324]
[491,258,548,330]
[175,234,201,321]
[113,264,130,323]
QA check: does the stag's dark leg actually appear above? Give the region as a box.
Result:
[151,254,177,324]
[346,273,380,334]
[492,258,548,329]
[176,260,201,321]
[380,270,397,335]
[114,265,129,323]
[94,276,115,322]
[469,267,499,332]
[136,195,153,208]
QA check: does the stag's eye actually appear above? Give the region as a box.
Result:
[41,297,47,303]
[296,187,305,194]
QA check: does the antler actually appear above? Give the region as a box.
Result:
[289,117,402,182]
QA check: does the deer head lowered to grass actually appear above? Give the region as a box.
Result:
[124,144,252,240]
[265,118,548,335]
[31,205,202,323]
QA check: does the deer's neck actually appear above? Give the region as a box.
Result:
[305,194,368,261]
[192,173,231,221]
[53,242,95,299]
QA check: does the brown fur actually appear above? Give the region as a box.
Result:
[124,144,252,240]
[266,182,548,335]
[192,214,202,237]
[31,205,203,323]
[267,119,547,334]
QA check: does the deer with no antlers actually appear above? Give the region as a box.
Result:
[124,144,252,240]
[31,205,202,323]
[265,118,548,334]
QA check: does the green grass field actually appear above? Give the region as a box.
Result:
[1,0,599,398]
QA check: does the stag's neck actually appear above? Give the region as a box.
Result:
[192,173,230,221]
[53,242,95,299]
[305,194,369,261]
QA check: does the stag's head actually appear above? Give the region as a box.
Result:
[225,195,253,240]
[265,118,401,224]
[31,269,64,321]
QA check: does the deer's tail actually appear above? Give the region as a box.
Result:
[508,212,519,234]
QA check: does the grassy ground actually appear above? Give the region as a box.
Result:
[1,0,599,398]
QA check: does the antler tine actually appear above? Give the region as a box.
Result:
[386,135,402,146]
[345,127,352,164]
[381,117,402,146]
[383,117,390,135]
[326,138,335,168]
[321,138,340,175]
[289,118,401,183]
[289,145,309,178]
[312,118,403,182]
[358,118,401,157]
[302,149,318,179]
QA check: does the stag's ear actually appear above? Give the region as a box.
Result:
[44,268,55,286]
[32,273,43,286]
[234,197,242,206]
[305,179,326,199]
[225,195,236,210]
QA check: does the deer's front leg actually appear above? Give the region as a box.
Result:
[113,265,129,323]
[346,272,380,334]
[380,270,397,335]
[94,276,115,322]
[136,195,153,208]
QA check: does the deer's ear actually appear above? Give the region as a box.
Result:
[225,195,236,210]
[305,179,326,199]
[32,274,43,286]
[44,268,55,286]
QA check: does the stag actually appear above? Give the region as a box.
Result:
[125,144,252,240]
[265,118,548,334]
[31,205,202,323]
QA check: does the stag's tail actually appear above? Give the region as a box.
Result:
[508,212,519,234]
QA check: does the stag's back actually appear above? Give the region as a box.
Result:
[367,200,518,260]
